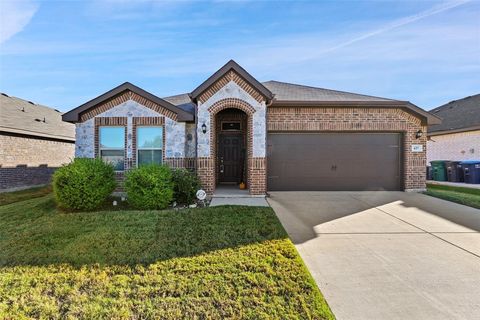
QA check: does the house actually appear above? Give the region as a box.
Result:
[62,60,440,195]
[427,94,480,163]
[0,93,75,190]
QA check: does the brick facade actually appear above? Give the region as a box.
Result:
[427,130,480,163]
[68,63,431,195]
[267,107,427,191]
[195,98,267,195]
[0,133,75,190]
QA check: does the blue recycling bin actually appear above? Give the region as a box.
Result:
[460,161,480,184]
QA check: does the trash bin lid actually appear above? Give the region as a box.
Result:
[430,160,448,165]
[460,160,480,165]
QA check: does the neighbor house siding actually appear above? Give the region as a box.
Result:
[427,130,480,163]
[0,133,75,190]
[267,107,427,191]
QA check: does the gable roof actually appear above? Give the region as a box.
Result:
[190,60,274,102]
[0,93,75,142]
[62,82,194,123]
[264,80,441,125]
[428,94,480,136]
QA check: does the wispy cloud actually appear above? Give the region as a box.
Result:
[0,0,39,44]
[314,0,472,56]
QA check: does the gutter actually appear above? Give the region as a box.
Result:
[428,125,480,137]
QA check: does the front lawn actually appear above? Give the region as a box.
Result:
[425,183,480,209]
[0,185,52,206]
[0,194,334,319]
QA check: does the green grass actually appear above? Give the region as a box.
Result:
[425,183,480,209]
[0,195,334,319]
[0,185,52,206]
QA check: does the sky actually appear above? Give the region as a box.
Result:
[0,0,479,112]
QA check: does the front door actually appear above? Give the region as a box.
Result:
[218,134,244,184]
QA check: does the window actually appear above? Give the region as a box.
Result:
[221,121,241,131]
[99,127,125,171]
[137,126,163,166]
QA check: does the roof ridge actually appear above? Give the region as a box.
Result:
[262,80,396,101]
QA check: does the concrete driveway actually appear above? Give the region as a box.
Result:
[268,191,480,320]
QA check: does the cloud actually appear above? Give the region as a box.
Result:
[0,0,39,44]
[313,0,472,57]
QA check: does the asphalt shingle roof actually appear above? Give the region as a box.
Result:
[428,94,480,134]
[162,93,196,115]
[262,80,395,102]
[0,93,75,141]
[163,80,397,109]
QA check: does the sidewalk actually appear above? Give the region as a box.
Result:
[427,180,480,189]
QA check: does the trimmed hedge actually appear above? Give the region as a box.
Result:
[172,168,201,205]
[52,158,116,211]
[124,165,173,210]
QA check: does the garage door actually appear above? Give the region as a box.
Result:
[267,133,402,191]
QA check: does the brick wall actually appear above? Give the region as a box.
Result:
[0,133,75,167]
[0,133,75,190]
[427,130,480,163]
[0,165,57,190]
[267,107,427,191]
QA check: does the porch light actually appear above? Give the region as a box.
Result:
[415,130,423,139]
[202,123,207,134]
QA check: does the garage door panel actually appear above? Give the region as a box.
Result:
[267,133,401,191]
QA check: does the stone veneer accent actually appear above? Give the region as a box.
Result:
[197,70,265,104]
[80,91,177,122]
[76,99,189,162]
[267,107,427,191]
[196,79,267,195]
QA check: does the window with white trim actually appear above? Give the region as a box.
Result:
[137,126,163,166]
[99,126,125,171]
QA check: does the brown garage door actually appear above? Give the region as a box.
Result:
[267,133,402,191]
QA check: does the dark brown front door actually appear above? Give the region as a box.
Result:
[267,133,402,191]
[218,134,244,183]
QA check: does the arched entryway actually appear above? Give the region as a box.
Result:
[214,108,248,187]
[201,98,257,195]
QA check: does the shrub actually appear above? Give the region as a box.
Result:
[53,158,116,211]
[125,164,173,210]
[172,168,201,205]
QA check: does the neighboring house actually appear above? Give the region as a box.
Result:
[427,94,480,164]
[0,93,75,190]
[63,60,440,195]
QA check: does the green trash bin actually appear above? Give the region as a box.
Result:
[430,160,447,181]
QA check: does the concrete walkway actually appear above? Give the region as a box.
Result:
[209,197,269,207]
[209,185,269,207]
[268,191,480,320]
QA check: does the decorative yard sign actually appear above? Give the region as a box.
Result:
[411,144,423,152]
[196,189,207,201]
